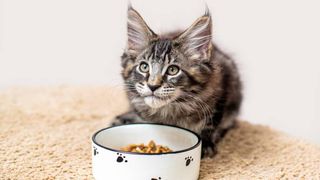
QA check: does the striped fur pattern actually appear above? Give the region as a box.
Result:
[112,6,242,158]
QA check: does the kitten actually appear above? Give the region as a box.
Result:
[112,6,242,158]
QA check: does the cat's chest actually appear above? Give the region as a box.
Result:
[140,107,206,134]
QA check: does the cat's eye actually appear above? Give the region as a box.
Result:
[139,62,149,73]
[166,65,180,76]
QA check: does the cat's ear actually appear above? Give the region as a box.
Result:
[127,6,157,55]
[174,12,212,60]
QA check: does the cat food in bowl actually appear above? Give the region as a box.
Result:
[92,123,202,180]
[120,140,172,153]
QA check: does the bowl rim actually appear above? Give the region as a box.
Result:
[92,123,202,155]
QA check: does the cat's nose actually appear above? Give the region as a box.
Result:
[147,84,161,92]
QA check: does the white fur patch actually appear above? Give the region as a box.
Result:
[144,96,168,109]
[135,83,180,109]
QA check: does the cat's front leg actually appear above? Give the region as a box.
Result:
[201,140,217,158]
[111,111,146,126]
[200,128,218,158]
[200,121,236,158]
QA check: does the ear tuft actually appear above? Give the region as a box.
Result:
[204,3,210,17]
[127,7,157,55]
[127,1,132,10]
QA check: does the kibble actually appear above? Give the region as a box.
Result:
[120,140,172,153]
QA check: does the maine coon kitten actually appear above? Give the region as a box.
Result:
[112,6,242,157]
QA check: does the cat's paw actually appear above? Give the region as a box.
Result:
[110,112,142,126]
[110,117,133,126]
[201,145,217,158]
[110,118,124,126]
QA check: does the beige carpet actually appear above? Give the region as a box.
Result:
[1,86,320,179]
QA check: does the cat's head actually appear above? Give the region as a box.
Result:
[121,6,213,109]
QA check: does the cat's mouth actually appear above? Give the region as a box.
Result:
[144,94,170,100]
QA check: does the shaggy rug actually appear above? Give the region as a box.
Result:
[1,86,320,179]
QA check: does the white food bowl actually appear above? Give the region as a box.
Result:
[92,123,202,180]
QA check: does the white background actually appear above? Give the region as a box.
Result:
[0,0,319,143]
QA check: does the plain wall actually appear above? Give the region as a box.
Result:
[0,0,319,143]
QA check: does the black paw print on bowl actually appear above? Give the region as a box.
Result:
[151,177,161,180]
[185,156,193,166]
[116,153,128,163]
[93,147,99,156]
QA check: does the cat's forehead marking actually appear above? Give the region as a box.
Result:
[147,39,173,64]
